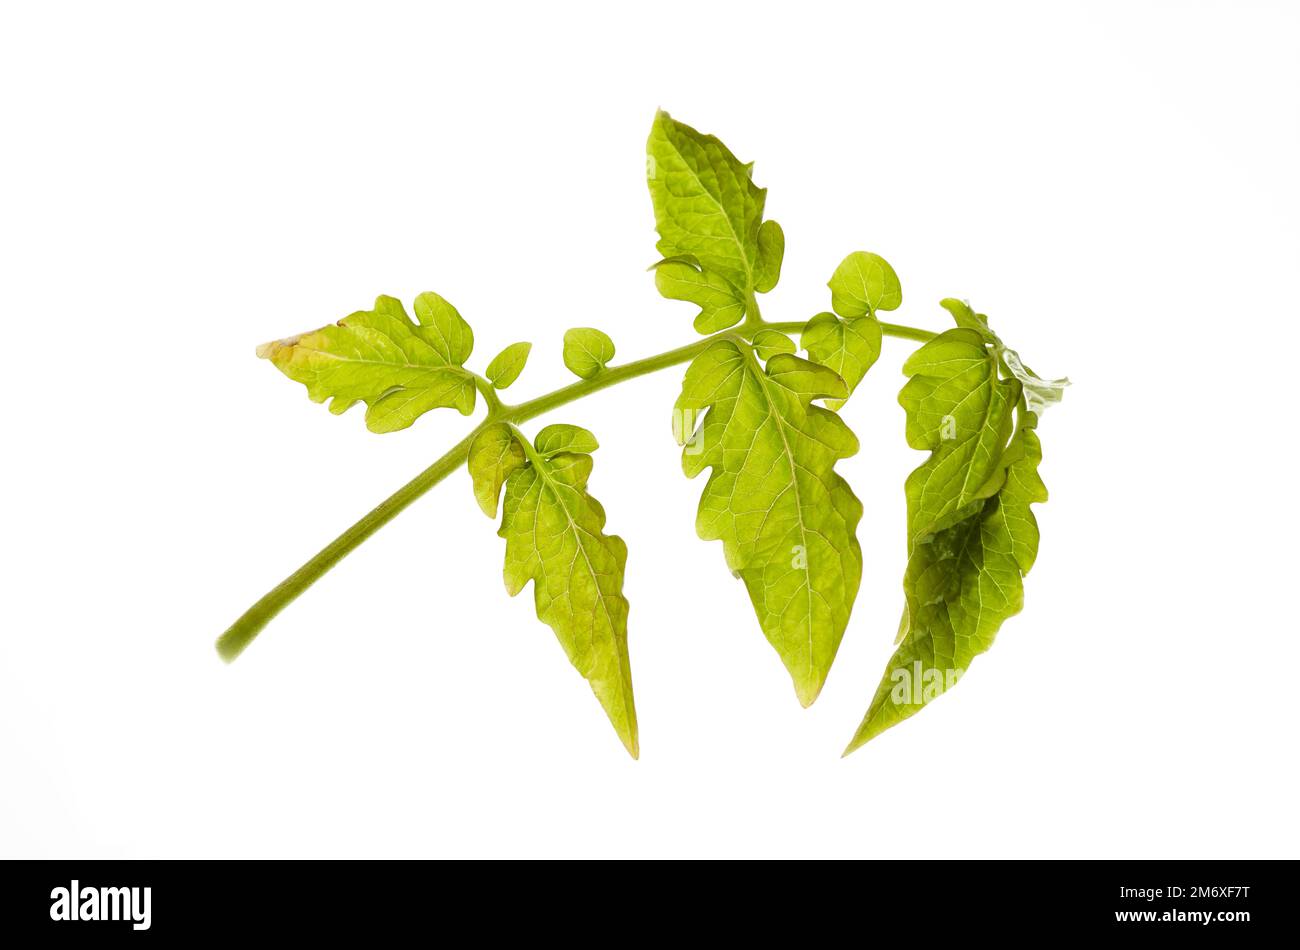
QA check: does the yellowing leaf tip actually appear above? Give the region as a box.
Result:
[256,335,300,359]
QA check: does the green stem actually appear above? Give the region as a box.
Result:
[503,331,725,424]
[215,427,483,662]
[473,374,504,415]
[216,317,935,661]
[876,321,937,344]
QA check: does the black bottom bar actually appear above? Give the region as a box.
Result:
[0,859,1287,940]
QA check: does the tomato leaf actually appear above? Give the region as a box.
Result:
[652,257,748,333]
[493,424,639,757]
[800,311,882,411]
[828,251,902,317]
[845,306,1060,752]
[563,328,615,379]
[484,341,532,390]
[646,111,784,331]
[675,341,863,706]
[257,294,476,433]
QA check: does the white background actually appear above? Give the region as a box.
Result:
[2,1,1297,858]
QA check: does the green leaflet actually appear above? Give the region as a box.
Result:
[467,423,526,518]
[900,328,1020,538]
[801,311,882,411]
[474,422,639,758]
[563,328,615,379]
[646,110,766,292]
[651,121,866,705]
[939,297,997,343]
[484,341,532,390]
[646,111,784,330]
[828,251,902,317]
[534,423,599,455]
[257,293,477,433]
[798,252,899,410]
[652,258,748,333]
[845,308,1056,752]
[675,340,863,706]
[845,421,1047,752]
[751,328,796,361]
[413,292,475,365]
[754,220,785,293]
[941,298,1071,414]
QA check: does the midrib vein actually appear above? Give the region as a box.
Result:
[532,459,634,729]
[744,346,816,680]
[662,136,753,286]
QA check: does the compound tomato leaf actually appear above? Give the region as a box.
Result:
[675,341,863,706]
[497,424,638,757]
[235,112,1072,763]
[257,294,477,433]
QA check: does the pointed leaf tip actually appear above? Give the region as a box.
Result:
[495,424,639,757]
